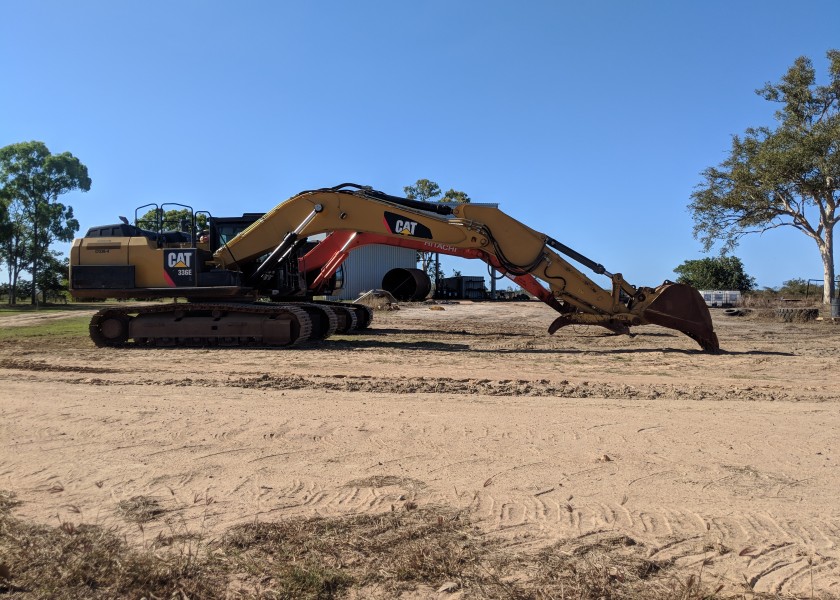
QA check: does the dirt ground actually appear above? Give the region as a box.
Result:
[1,301,838,597]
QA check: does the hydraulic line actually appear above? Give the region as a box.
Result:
[483,226,545,276]
[248,205,323,283]
[300,183,455,216]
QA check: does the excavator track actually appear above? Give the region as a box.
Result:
[310,301,373,332]
[281,301,372,334]
[89,302,319,348]
[286,303,339,339]
[346,303,374,329]
[88,300,376,348]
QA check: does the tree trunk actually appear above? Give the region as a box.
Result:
[10,265,18,305]
[820,225,835,305]
[31,208,38,307]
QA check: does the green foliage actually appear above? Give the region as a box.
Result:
[779,277,808,295]
[673,256,756,291]
[403,180,471,205]
[778,277,824,298]
[0,141,90,304]
[0,197,31,305]
[689,50,840,303]
[136,208,208,235]
[403,178,441,202]
[36,251,70,303]
[441,189,471,203]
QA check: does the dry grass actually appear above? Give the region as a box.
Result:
[0,490,20,514]
[116,495,166,524]
[0,491,818,599]
[0,508,222,598]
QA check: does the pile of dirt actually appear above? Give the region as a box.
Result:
[354,289,400,310]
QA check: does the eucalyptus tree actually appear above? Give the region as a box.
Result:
[690,50,840,304]
[403,179,441,203]
[441,189,471,203]
[0,141,90,304]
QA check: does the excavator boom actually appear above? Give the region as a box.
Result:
[218,184,719,351]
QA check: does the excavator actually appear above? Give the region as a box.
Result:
[68,183,719,351]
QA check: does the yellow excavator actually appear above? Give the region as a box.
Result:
[68,183,719,351]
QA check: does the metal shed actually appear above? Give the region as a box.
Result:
[331,244,418,300]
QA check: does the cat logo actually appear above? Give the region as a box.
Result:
[166,252,192,268]
[394,219,418,235]
[383,211,433,239]
[163,249,197,287]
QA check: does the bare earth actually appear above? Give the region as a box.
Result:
[1,302,838,597]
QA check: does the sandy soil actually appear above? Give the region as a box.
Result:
[1,301,838,596]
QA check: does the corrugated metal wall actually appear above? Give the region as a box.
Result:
[331,244,418,300]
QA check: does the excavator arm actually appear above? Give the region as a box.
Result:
[215,184,719,351]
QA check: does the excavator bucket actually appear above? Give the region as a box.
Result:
[642,283,720,352]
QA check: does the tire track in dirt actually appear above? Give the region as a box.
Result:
[1,368,836,403]
[466,491,840,594]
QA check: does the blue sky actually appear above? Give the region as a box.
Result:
[1,0,838,289]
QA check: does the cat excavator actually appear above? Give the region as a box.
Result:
[68,183,719,351]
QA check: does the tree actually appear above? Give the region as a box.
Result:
[0,194,37,305]
[673,256,756,292]
[403,179,441,203]
[779,277,815,297]
[36,251,69,304]
[441,189,471,203]
[0,141,90,304]
[0,195,17,303]
[689,50,840,304]
[137,207,208,236]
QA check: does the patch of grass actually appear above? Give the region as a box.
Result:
[528,535,676,599]
[344,475,427,489]
[0,495,222,599]
[220,506,489,598]
[0,302,103,314]
[116,496,166,524]
[0,491,803,599]
[0,491,21,514]
[0,316,90,341]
